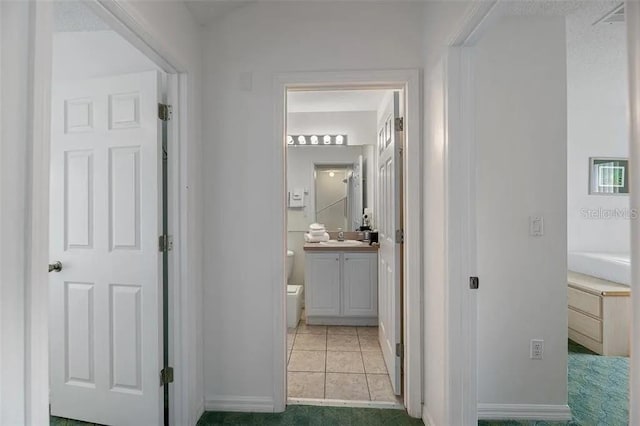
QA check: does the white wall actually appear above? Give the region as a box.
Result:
[567,13,629,254]
[474,15,568,409]
[202,1,425,410]
[422,55,449,426]
[286,145,365,285]
[287,111,377,146]
[53,31,159,81]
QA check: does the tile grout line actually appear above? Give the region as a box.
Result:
[323,328,328,399]
[359,334,373,401]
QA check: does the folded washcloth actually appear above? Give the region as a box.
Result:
[308,229,326,237]
[304,232,330,243]
[309,223,325,231]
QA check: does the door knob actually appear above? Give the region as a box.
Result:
[48,261,62,273]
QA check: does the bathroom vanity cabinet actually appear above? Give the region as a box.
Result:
[304,251,378,325]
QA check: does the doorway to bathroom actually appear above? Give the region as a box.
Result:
[283,85,407,409]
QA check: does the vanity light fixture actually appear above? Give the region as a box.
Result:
[287,134,348,146]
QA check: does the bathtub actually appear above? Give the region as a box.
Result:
[568,251,630,286]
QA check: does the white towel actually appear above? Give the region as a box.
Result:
[308,229,326,237]
[304,232,330,243]
[309,223,325,231]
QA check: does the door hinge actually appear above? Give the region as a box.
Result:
[470,276,479,290]
[396,343,404,358]
[159,234,173,252]
[395,229,404,244]
[158,103,173,121]
[160,366,174,385]
[394,117,404,132]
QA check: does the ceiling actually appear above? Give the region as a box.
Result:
[287,90,390,113]
[53,1,110,32]
[184,1,255,26]
[184,0,623,27]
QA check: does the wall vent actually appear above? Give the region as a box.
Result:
[593,3,625,25]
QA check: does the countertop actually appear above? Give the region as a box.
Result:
[568,271,630,296]
[304,241,379,253]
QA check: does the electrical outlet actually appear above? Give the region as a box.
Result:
[530,339,544,360]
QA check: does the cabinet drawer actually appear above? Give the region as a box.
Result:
[569,308,602,342]
[568,286,601,318]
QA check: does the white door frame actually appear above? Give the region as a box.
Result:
[626,1,640,424]
[26,1,194,425]
[440,1,500,424]
[274,69,422,417]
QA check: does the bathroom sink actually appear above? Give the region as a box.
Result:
[319,240,363,247]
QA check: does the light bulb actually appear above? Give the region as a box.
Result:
[323,135,331,145]
[287,136,294,145]
[336,135,344,145]
[298,135,306,145]
[310,135,319,145]
[329,171,335,177]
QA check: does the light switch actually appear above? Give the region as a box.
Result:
[529,216,544,237]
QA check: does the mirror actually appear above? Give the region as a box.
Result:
[315,160,363,231]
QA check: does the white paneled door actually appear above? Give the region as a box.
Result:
[49,71,163,426]
[377,91,403,395]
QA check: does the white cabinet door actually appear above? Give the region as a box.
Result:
[343,253,378,317]
[49,71,163,426]
[305,253,341,316]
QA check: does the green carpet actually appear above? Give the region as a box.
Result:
[50,417,97,426]
[197,405,422,425]
[51,340,629,426]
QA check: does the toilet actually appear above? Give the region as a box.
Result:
[286,250,303,328]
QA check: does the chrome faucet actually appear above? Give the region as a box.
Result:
[337,228,344,241]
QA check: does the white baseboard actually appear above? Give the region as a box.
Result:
[204,395,275,413]
[192,401,205,424]
[478,403,572,421]
[421,407,437,426]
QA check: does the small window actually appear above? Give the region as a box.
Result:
[589,157,629,195]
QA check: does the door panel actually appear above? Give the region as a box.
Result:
[50,71,162,426]
[377,91,403,395]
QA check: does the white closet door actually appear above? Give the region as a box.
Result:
[49,71,163,426]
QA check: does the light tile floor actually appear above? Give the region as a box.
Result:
[287,317,399,403]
